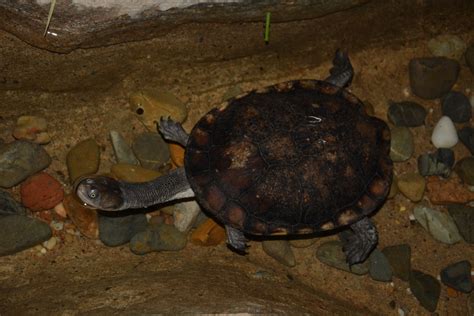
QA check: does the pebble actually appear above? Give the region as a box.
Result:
[464,44,474,73]
[262,239,296,267]
[369,249,393,282]
[42,236,58,250]
[169,143,185,168]
[428,34,466,60]
[109,130,139,165]
[390,127,414,162]
[129,222,187,254]
[426,176,474,204]
[63,193,99,239]
[53,202,67,218]
[448,205,474,243]
[289,237,317,248]
[66,138,100,184]
[442,91,471,123]
[397,172,425,202]
[0,189,26,216]
[431,116,458,149]
[409,57,460,99]
[50,220,64,231]
[440,260,472,293]
[387,101,427,127]
[417,149,454,178]
[98,211,148,247]
[0,214,52,256]
[190,218,226,246]
[110,163,161,182]
[413,205,462,244]
[129,88,188,131]
[20,172,64,211]
[132,132,170,171]
[315,240,369,275]
[0,141,51,188]
[173,200,201,233]
[409,270,441,312]
[12,115,51,144]
[382,244,411,281]
[458,127,474,155]
[455,157,474,186]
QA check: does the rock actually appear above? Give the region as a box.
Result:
[409,270,441,312]
[382,244,411,281]
[169,143,185,168]
[315,240,369,275]
[190,218,226,246]
[413,205,462,244]
[390,127,414,162]
[130,222,187,254]
[289,237,317,248]
[397,172,425,202]
[465,44,474,73]
[426,176,474,204]
[0,215,52,256]
[53,202,67,218]
[129,89,187,131]
[409,57,460,99]
[63,194,99,239]
[448,205,474,243]
[441,91,471,123]
[417,149,454,178]
[12,115,51,144]
[132,132,170,170]
[173,200,201,232]
[66,138,100,184]
[0,141,51,188]
[440,260,472,293]
[428,35,466,60]
[20,172,64,211]
[43,236,58,250]
[455,157,474,186]
[431,116,458,149]
[0,189,26,216]
[388,174,398,199]
[110,163,161,182]
[387,101,427,127]
[369,249,392,282]
[109,130,139,165]
[262,239,296,267]
[435,148,455,167]
[98,211,148,247]
[459,127,474,155]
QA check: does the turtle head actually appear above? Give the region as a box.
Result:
[74,176,124,211]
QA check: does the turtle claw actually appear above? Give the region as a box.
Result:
[157,116,189,146]
[340,217,378,265]
[225,225,248,254]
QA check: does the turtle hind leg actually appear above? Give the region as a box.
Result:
[324,49,354,88]
[340,217,378,265]
[157,117,189,146]
[225,225,248,254]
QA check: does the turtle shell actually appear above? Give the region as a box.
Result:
[184,80,392,236]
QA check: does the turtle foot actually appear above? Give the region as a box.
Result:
[325,49,354,88]
[158,117,189,146]
[226,225,248,254]
[340,217,378,265]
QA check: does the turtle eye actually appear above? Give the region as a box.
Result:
[88,188,98,199]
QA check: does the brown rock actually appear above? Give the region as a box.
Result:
[20,172,64,211]
[397,172,425,202]
[66,138,100,184]
[191,218,226,246]
[169,143,185,168]
[426,176,474,205]
[63,194,99,239]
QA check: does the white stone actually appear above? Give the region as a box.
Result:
[431,116,458,148]
[173,200,201,232]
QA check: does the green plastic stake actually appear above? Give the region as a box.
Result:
[264,12,271,44]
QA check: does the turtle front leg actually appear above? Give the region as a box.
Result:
[340,217,378,265]
[324,49,354,88]
[225,225,248,254]
[158,117,189,147]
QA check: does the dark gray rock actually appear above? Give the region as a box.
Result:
[98,211,148,247]
[390,127,414,162]
[315,240,369,275]
[369,249,392,282]
[441,91,472,123]
[436,148,455,167]
[382,244,411,281]
[466,44,474,74]
[0,215,52,256]
[0,141,51,188]
[459,127,474,155]
[132,132,170,171]
[130,222,187,255]
[110,130,139,165]
[0,189,26,216]
[409,57,460,99]
[409,270,441,312]
[417,148,455,178]
[387,101,427,127]
[455,157,474,186]
[448,205,474,243]
[440,260,472,293]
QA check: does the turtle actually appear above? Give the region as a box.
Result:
[75,50,393,265]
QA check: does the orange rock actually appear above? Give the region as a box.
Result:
[20,172,64,211]
[169,143,185,167]
[191,218,226,246]
[63,193,99,239]
[446,287,460,298]
[426,176,474,204]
